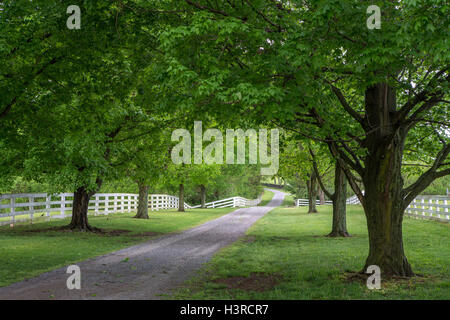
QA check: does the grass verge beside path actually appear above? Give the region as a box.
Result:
[0,208,234,287]
[173,205,450,299]
[258,190,275,206]
[282,194,295,207]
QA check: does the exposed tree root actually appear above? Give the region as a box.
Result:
[327,231,352,237]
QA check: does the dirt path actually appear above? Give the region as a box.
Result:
[0,189,285,300]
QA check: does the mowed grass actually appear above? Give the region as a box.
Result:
[258,190,275,206]
[0,208,234,287]
[281,193,295,207]
[173,204,450,299]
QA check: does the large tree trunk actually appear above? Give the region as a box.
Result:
[361,83,413,277]
[134,182,149,219]
[307,171,318,213]
[200,184,206,208]
[69,186,96,231]
[328,162,349,237]
[178,183,185,212]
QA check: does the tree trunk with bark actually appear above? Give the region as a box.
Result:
[134,182,149,219]
[360,83,413,277]
[178,183,185,212]
[328,162,349,237]
[69,186,98,232]
[200,184,206,208]
[311,156,350,238]
[307,170,318,213]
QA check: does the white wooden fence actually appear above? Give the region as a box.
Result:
[0,192,262,226]
[405,195,450,222]
[188,196,262,209]
[345,194,360,204]
[296,194,449,223]
[296,199,333,206]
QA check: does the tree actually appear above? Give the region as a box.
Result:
[161,0,449,276]
[119,128,171,219]
[311,149,350,237]
[165,162,190,212]
[1,1,177,230]
[279,137,330,214]
[190,164,221,208]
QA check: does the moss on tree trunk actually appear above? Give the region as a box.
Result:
[360,83,414,277]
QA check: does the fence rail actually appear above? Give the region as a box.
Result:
[346,195,360,205]
[405,195,450,222]
[0,192,262,226]
[295,194,449,223]
[296,199,333,206]
[188,196,262,209]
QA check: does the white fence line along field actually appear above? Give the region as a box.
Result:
[295,194,450,223]
[345,194,361,205]
[405,195,450,222]
[295,199,333,206]
[0,192,262,227]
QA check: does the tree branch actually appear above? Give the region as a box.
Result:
[309,148,334,200]
[327,82,365,127]
[0,56,63,120]
[243,0,282,31]
[403,143,450,206]
[327,143,364,206]
[396,69,448,122]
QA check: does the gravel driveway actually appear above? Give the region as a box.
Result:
[0,189,285,300]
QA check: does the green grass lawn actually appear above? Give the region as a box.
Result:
[0,211,69,225]
[0,208,234,287]
[258,190,275,206]
[281,193,295,207]
[173,204,450,300]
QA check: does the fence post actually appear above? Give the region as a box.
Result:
[29,196,34,223]
[436,199,440,219]
[10,196,15,227]
[60,194,66,218]
[445,199,449,220]
[94,195,99,216]
[46,194,51,220]
[421,198,425,218]
[429,199,433,217]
